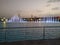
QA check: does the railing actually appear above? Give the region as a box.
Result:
[0,26,60,42]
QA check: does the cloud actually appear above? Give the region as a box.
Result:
[46,4,51,7]
[52,7,60,10]
[48,0,60,3]
[36,10,42,12]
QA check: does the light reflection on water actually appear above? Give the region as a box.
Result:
[3,22,6,28]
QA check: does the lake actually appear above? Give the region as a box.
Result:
[0,22,60,42]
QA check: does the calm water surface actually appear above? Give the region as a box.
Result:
[0,22,60,42]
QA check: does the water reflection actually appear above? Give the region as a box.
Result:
[3,22,6,28]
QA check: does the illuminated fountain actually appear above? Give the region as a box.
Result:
[7,15,27,23]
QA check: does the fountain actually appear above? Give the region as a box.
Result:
[7,15,27,23]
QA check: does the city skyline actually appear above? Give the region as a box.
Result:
[0,0,60,18]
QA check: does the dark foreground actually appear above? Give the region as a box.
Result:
[0,39,60,45]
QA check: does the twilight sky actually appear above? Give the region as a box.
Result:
[0,0,60,18]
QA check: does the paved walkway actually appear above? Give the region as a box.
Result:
[0,39,60,45]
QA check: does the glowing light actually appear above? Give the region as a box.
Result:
[1,19,4,21]
[31,18,33,21]
[3,21,6,28]
[5,19,8,22]
[3,21,6,24]
[38,19,41,21]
